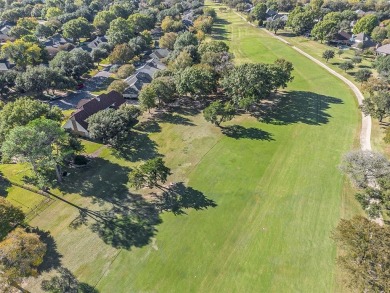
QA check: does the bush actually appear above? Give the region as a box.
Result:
[108,80,128,93]
[116,64,136,79]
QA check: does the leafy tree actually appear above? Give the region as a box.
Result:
[355,69,372,84]
[159,32,178,50]
[16,17,38,31]
[203,7,216,18]
[353,14,379,35]
[50,49,93,79]
[340,150,390,188]
[1,118,73,185]
[265,18,286,34]
[86,106,139,144]
[93,10,116,35]
[107,80,128,94]
[45,7,62,19]
[288,10,316,35]
[351,56,362,65]
[193,15,214,33]
[362,77,388,96]
[322,49,335,62]
[109,43,135,65]
[139,84,157,113]
[91,48,108,65]
[150,76,176,105]
[198,40,229,55]
[62,17,93,43]
[174,31,198,51]
[203,101,236,126]
[0,198,25,241]
[41,267,79,293]
[170,50,194,71]
[116,64,135,79]
[0,71,17,99]
[35,23,56,38]
[371,26,388,43]
[361,91,390,122]
[339,61,354,72]
[250,3,267,22]
[1,39,42,69]
[0,98,63,144]
[128,13,155,33]
[129,157,171,189]
[0,228,46,282]
[161,16,184,33]
[332,216,390,292]
[337,49,344,57]
[175,65,216,97]
[311,20,338,43]
[374,55,390,80]
[106,18,134,46]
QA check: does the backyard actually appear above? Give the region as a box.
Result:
[0,3,364,292]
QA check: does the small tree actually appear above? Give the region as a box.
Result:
[203,101,236,127]
[355,69,372,85]
[337,49,343,57]
[129,158,171,189]
[351,56,362,65]
[339,61,354,72]
[361,91,390,122]
[109,44,135,65]
[116,64,135,79]
[322,50,335,63]
[108,80,128,94]
[139,84,157,113]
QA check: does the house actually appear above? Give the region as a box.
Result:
[331,30,352,45]
[376,44,390,56]
[63,91,125,137]
[0,25,14,42]
[151,27,163,40]
[43,33,73,58]
[80,36,108,52]
[355,9,366,17]
[351,33,376,49]
[266,8,277,18]
[0,62,9,71]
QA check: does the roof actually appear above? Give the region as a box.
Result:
[334,30,352,41]
[81,36,108,52]
[376,44,390,55]
[70,91,125,130]
[0,25,12,35]
[266,8,277,17]
[0,63,8,71]
[150,48,169,59]
[353,33,376,48]
[44,33,71,47]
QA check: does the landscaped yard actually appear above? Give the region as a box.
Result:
[0,3,364,292]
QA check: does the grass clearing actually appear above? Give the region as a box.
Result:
[1,3,362,292]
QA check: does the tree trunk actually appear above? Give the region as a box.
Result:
[55,164,62,183]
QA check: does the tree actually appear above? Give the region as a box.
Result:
[107,80,128,94]
[340,150,390,188]
[62,17,93,43]
[203,101,236,126]
[355,69,372,84]
[109,44,135,65]
[161,16,184,33]
[0,198,25,241]
[159,32,178,50]
[41,267,79,293]
[339,61,354,72]
[128,13,155,33]
[45,7,62,19]
[251,3,267,21]
[353,14,379,35]
[374,55,390,80]
[311,20,338,43]
[1,118,73,185]
[265,18,286,34]
[337,49,343,57]
[175,65,216,97]
[351,56,362,65]
[0,98,63,144]
[361,91,390,122]
[0,228,46,283]
[93,10,116,35]
[170,50,194,71]
[1,39,42,69]
[151,76,176,105]
[371,26,388,43]
[91,48,107,65]
[106,18,134,46]
[35,23,55,38]
[139,84,157,113]
[193,15,214,34]
[86,106,138,144]
[173,31,198,51]
[362,77,388,96]
[332,216,390,292]
[322,50,335,62]
[288,10,316,35]
[129,158,171,189]
[0,71,17,99]
[116,64,135,79]
[50,49,93,79]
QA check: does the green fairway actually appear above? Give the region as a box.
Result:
[1,4,362,293]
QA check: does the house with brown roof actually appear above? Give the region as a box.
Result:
[63,91,125,137]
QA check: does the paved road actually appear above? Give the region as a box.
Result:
[232,10,372,151]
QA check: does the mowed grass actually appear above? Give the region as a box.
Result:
[1,4,362,293]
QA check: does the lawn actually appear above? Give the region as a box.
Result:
[1,3,362,293]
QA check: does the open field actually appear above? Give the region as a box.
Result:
[0,3,363,292]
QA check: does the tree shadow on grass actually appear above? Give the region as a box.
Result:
[253,91,343,125]
[59,158,131,203]
[154,112,195,126]
[134,119,162,133]
[212,17,231,41]
[0,172,11,197]
[152,182,217,215]
[221,125,274,141]
[111,131,160,162]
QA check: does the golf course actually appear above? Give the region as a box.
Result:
[1,2,364,292]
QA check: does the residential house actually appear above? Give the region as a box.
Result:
[80,36,108,52]
[0,25,14,42]
[266,8,277,18]
[376,44,390,56]
[331,30,352,45]
[43,33,73,58]
[63,91,125,137]
[351,32,376,49]
[0,62,9,72]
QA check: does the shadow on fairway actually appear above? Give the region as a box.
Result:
[154,112,195,126]
[254,91,343,125]
[221,125,274,141]
[212,17,231,41]
[152,182,217,216]
[134,119,162,133]
[111,131,160,162]
[0,172,11,196]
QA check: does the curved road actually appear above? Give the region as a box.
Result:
[233,11,372,151]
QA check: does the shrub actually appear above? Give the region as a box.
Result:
[116,64,136,79]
